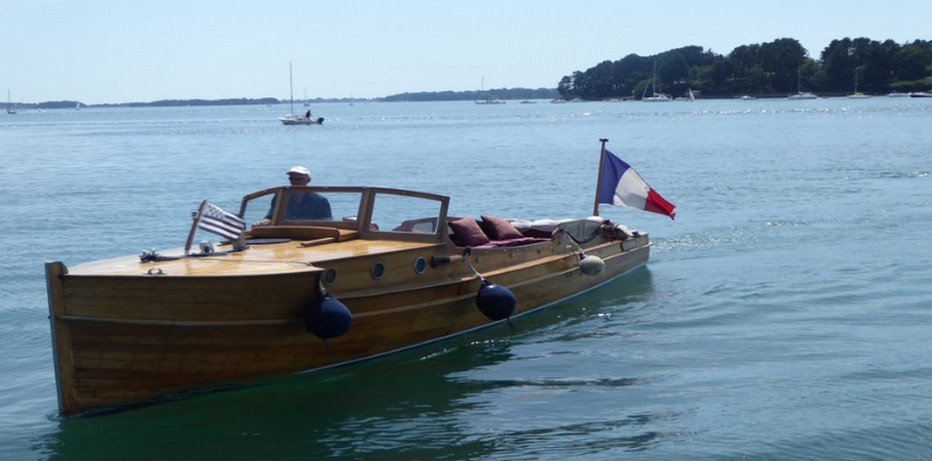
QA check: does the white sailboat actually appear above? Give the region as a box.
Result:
[475,77,504,104]
[847,68,870,99]
[788,64,817,100]
[787,92,817,100]
[7,89,17,114]
[642,62,671,102]
[278,62,323,125]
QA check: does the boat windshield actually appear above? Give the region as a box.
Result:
[240,188,363,228]
[239,187,449,240]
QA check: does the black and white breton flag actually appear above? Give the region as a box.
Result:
[197,202,246,241]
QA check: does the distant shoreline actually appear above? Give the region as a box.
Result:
[8,89,919,110]
[6,87,561,109]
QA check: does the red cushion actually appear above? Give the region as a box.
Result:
[449,216,490,246]
[481,215,524,240]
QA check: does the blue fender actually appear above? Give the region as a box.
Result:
[306,294,352,340]
[476,280,517,321]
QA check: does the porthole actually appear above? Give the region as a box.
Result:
[413,257,427,275]
[322,268,338,286]
[370,262,385,280]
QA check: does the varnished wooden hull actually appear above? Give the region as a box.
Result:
[47,235,648,416]
[47,187,651,415]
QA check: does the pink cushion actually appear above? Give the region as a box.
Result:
[481,215,524,240]
[449,216,490,246]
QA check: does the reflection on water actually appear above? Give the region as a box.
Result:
[44,340,512,459]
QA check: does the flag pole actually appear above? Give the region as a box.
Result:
[593,138,609,216]
[185,199,208,255]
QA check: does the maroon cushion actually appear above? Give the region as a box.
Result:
[481,215,524,240]
[449,216,490,246]
[475,237,551,248]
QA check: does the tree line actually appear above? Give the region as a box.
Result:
[558,37,932,100]
[381,87,558,102]
[9,90,562,109]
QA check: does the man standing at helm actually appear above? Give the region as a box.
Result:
[253,166,332,226]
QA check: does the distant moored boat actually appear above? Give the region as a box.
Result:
[279,62,324,125]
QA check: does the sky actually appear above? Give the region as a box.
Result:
[2,0,930,104]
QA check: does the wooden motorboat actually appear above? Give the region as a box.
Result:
[46,157,658,416]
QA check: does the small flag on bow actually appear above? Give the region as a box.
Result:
[197,201,246,241]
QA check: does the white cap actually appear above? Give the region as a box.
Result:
[287,166,310,177]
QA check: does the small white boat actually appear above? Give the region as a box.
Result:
[909,91,932,98]
[681,88,696,102]
[6,89,16,114]
[787,92,818,100]
[642,94,672,102]
[475,77,505,104]
[278,115,324,125]
[279,62,323,125]
[788,64,818,100]
[641,62,671,102]
[846,69,870,99]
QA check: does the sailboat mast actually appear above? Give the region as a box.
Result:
[652,61,657,96]
[642,61,658,99]
[797,64,802,93]
[288,61,295,116]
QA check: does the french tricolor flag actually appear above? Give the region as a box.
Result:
[597,150,676,220]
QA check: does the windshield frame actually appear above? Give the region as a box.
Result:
[239,186,451,242]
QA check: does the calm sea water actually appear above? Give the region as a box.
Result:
[1,98,930,460]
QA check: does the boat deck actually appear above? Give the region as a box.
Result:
[68,238,444,277]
